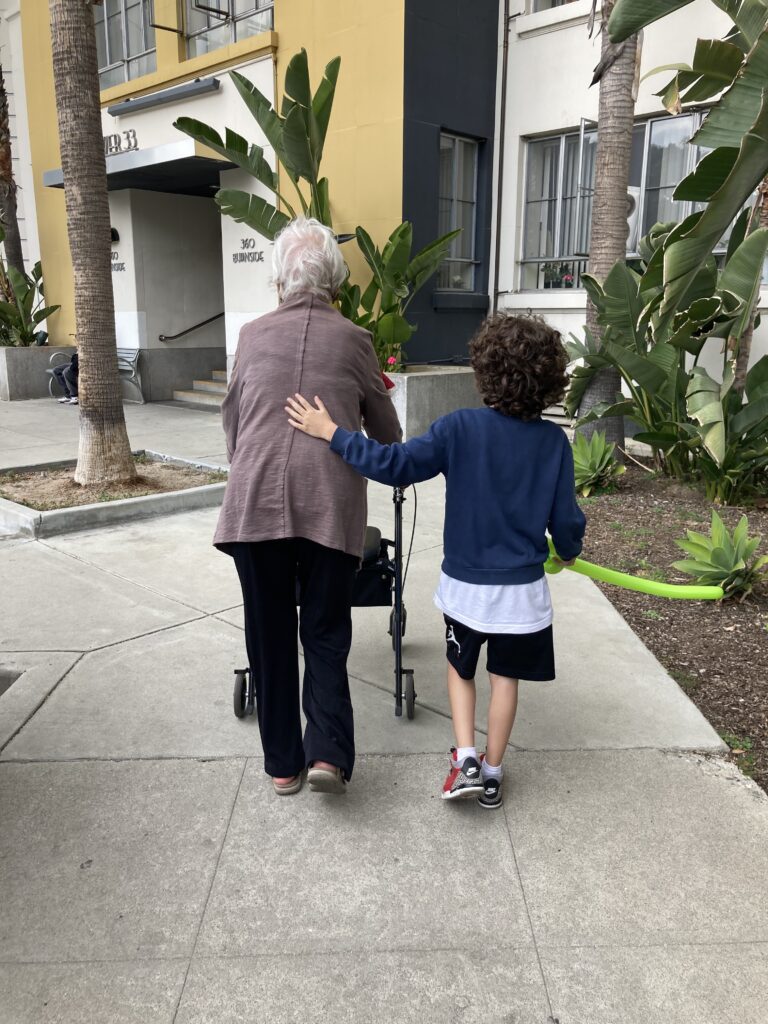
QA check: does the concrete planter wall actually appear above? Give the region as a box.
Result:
[0,346,75,402]
[388,366,481,439]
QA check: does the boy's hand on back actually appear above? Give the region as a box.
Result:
[286,393,338,442]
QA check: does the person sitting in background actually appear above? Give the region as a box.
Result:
[52,351,78,405]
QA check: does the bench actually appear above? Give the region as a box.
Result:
[46,347,144,402]
[116,347,143,403]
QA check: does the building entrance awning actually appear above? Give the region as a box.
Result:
[43,139,235,198]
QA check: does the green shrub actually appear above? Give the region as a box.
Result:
[572,431,626,497]
[672,510,768,600]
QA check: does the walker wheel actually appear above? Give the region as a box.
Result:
[233,670,248,719]
[404,670,416,720]
[389,606,407,651]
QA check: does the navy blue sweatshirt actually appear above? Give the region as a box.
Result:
[330,407,586,585]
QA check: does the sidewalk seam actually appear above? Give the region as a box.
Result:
[171,757,248,1024]
[0,653,85,757]
[502,803,556,1021]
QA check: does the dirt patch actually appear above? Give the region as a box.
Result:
[0,456,227,511]
[579,467,768,791]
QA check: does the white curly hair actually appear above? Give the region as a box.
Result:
[272,217,347,303]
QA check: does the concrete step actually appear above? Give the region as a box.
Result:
[172,388,223,408]
[543,404,571,424]
[211,370,227,382]
[191,379,227,394]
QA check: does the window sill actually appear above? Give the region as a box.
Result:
[515,0,595,39]
[432,292,490,311]
[500,289,587,309]
[99,29,278,105]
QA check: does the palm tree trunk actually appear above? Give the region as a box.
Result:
[0,65,24,276]
[48,0,136,484]
[577,0,638,448]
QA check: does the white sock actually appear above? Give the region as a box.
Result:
[455,746,477,764]
[481,759,503,781]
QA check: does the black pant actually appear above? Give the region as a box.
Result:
[226,539,359,780]
[52,364,78,397]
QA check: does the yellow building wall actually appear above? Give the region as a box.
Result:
[21,0,405,344]
[274,0,406,286]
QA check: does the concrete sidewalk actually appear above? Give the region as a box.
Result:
[1,407,768,1022]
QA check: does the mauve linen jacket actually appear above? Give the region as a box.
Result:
[213,293,402,559]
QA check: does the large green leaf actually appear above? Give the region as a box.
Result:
[610,0,766,46]
[592,263,647,351]
[282,103,316,184]
[651,38,745,113]
[608,0,696,41]
[718,226,768,340]
[746,353,768,397]
[375,312,415,348]
[730,392,768,433]
[229,72,284,156]
[602,339,669,393]
[381,222,413,282]
[694,24,768,149]
[215,190,290,240]
[355,227,386,290]
[405,229,461,294]
[659,91,768,328]
[312,56,341,160]
[31,305,60,325]
[174,117,278,193]
[674,148,739,202]
[686,364,735,464]
[726,206,752,261]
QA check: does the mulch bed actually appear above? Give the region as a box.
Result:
[578,466,768,791]
[0,456,226,511]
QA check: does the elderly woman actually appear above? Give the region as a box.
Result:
[215,218,401,796]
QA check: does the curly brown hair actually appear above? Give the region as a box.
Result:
[469,313,569,421]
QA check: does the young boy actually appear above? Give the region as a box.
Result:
[286,313,585,810]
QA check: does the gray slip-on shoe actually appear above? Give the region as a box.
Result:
[307,765,346,794]
[272,772,305,796]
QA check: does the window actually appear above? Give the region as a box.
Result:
[521,112,706,289]
[94,0,156,89]
[186,0,274,57]
[531,0,580,11]
[438,133,479,291]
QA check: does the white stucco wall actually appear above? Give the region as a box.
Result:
[0,0,40,267]
[496,0,767,370]
[99,53,278,365]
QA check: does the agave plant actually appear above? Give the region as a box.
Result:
[572,430,626,497]
[673,510,768,599]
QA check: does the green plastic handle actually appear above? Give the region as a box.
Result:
[544,540,723,600]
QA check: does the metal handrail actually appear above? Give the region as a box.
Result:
[159,312,224,342]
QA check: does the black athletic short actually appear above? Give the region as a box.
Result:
[444,615,555,682]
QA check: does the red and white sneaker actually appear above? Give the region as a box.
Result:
[441,748,484,800]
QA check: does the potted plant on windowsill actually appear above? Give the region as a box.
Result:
[543,262,560,288]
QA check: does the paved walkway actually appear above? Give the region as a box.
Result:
[1,402,768,1022]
